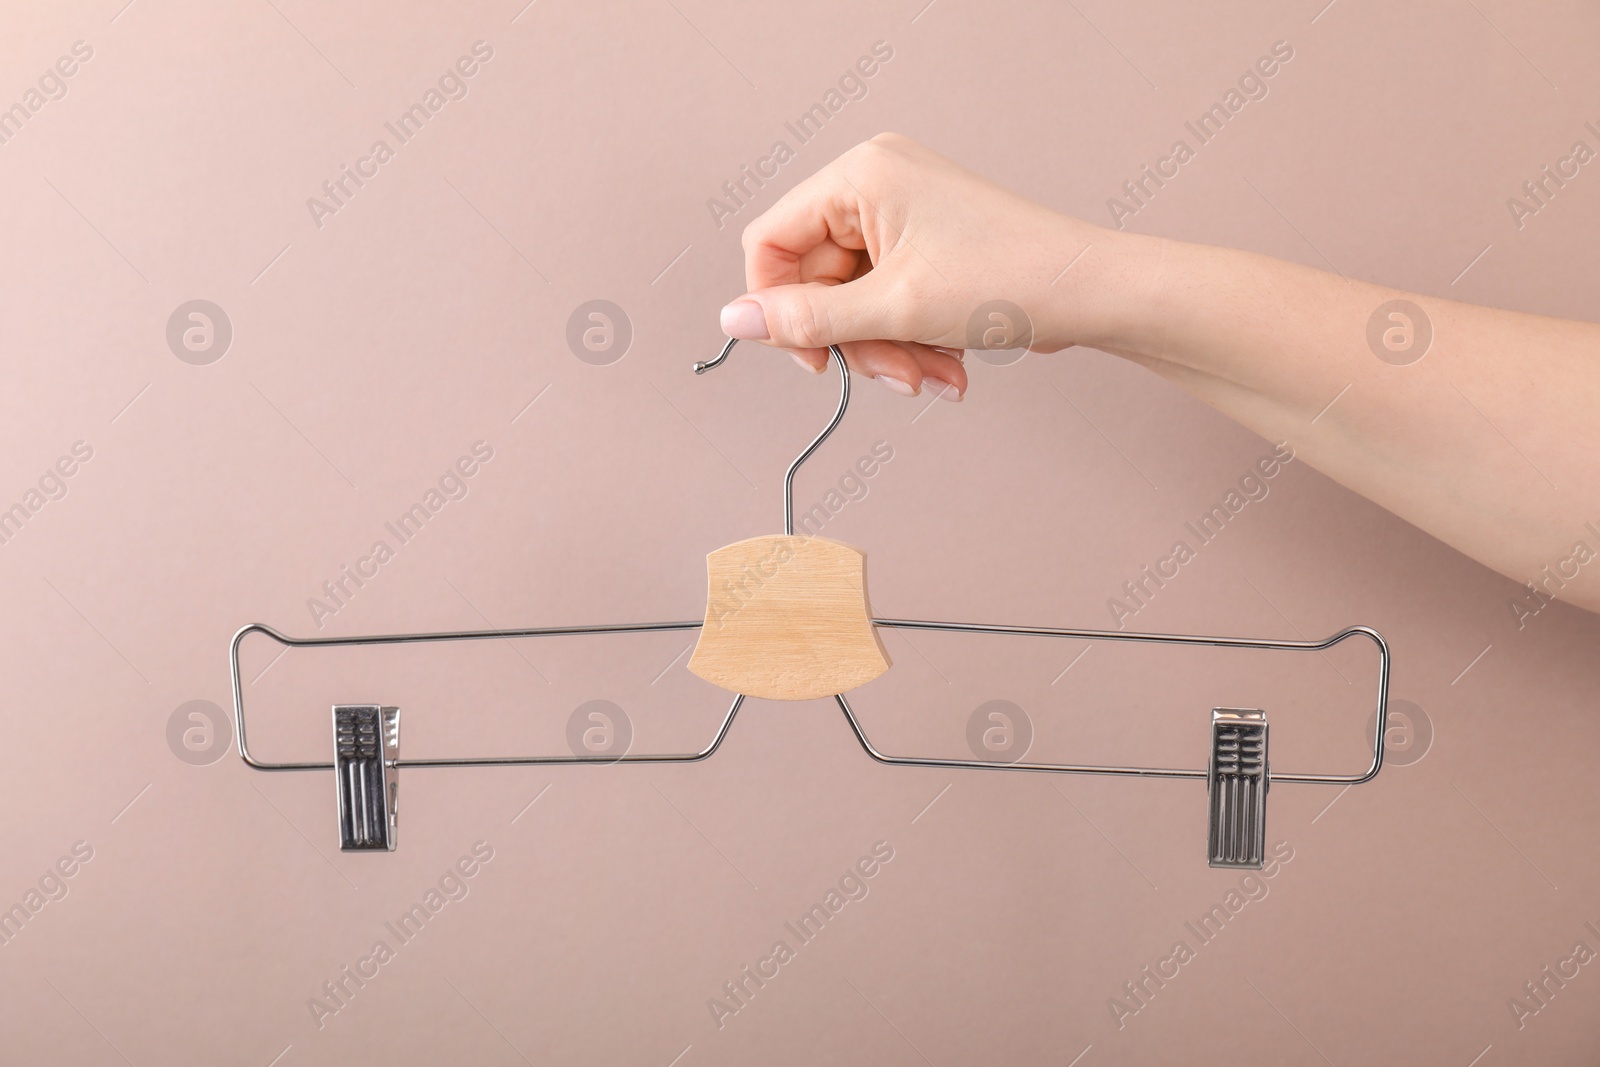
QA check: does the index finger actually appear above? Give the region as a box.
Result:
[740,166,870,294]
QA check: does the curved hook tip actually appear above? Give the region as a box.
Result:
[693,336,740,376]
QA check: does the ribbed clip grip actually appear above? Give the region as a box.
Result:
[1207,709,1268,869]
[333,705,399,852]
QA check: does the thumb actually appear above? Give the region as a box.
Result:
[720,275,899,350]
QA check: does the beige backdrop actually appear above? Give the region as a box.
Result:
[2,0,1598,1064]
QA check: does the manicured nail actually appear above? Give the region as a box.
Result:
[720,299,769,340]
[922,377,962,401]
[791,353,823,374]
[931,346,965,360]
[875,374,916,397]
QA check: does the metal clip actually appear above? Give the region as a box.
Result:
[333,705,399,852]
[1207,709,1268,869]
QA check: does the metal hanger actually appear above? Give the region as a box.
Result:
[231,337,1390,866]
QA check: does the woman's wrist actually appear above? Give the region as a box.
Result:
[1033,222,1175,358]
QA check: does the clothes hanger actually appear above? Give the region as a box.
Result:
[685,338,891,701]
[230,338,1391,868]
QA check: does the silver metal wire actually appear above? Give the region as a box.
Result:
[842,620,1391,785]
[230,618,1387,783]
[230,333,1388,788]
[230,621,732,771]
[694,337,850,535]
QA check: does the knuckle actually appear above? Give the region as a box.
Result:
[847,134,899,177]
[739,219,764,255]
[861,132,912,167]
[878,272,925,337]
[841,134,920,208]
[776,296,829,349]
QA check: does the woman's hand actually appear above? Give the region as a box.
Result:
[722,134,1600,615]
[721,133,1159,400]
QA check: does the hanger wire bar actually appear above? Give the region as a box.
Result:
[854,620,1390,785]
[232,620,712,771]
[231,618,1387,783]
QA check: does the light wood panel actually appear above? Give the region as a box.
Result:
[688,534,891,701]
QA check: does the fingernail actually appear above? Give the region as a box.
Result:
[791,353,823,374]
[720,299,769,340]
[923,377,962,401]
[931,346,965,360]
[875,374,917,397]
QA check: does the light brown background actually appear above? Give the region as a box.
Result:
[2,0,1598,1064]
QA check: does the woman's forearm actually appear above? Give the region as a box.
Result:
[1097,235,1600,613]
[725,133,1600,614]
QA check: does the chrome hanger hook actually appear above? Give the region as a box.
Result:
[694,337,850,535]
